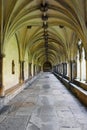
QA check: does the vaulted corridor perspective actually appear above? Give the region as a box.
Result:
[0,73,87,130]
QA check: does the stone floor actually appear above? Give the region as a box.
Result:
[0,72,87,130]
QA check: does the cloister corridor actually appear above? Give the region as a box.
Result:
[1,0,87,129]
[0,72,87,130]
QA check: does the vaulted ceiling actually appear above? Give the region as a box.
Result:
[0,0,87,65]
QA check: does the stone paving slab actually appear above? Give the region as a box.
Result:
[0,72,87,130]
[0,116,29,130]
[60,128,81,130]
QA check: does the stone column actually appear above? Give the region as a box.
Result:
[59,64,61,74]
[56,65,58,73]
[62,63,65,76]
[62,63,63,75]
[72,61,77,80]
[67,62,69,77]
[79,52,82,81]
[28,63,29,79]
[85,59,87,83]
[34,64,35,76]
[39,65,41,73]
[31,64,35,77]
[62,63,64,76]
[76,54,80,79]
[35,65,38,75]
[58,64,59,73]
[65,63,67,75]
[80,59,82,81]
[54,66,56,72]
[75,61,77,79]
[40,66,41,72]
[85,51,87,82]
[38,65,40,73]
[0,54,5,97]
[58,65,59,73]
[57,65,58,73]
[59,64,60,74]
[63,63,67,76]
[67,61,72,81]
[19,61,24,83]
[28,63,32,78]
[36,65,39,74]
[71,61,77,81]
[70,61,72,81]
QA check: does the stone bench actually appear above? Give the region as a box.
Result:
[53,72,87,106]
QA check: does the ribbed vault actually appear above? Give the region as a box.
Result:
[1,0,87,66]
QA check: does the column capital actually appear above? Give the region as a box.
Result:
[19,60,25,63]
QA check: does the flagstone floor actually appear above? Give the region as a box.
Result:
[0,72,87,130]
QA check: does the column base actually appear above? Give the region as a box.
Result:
[19,79,24,84]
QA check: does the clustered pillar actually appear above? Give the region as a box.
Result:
[85,52,87,83]
[0,54,5,96]
[19,61,25,83]
[28,63,32,78]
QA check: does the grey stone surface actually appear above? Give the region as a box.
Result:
[0,116,29,130]
[60,128,81,130]
[0,72,87,130]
